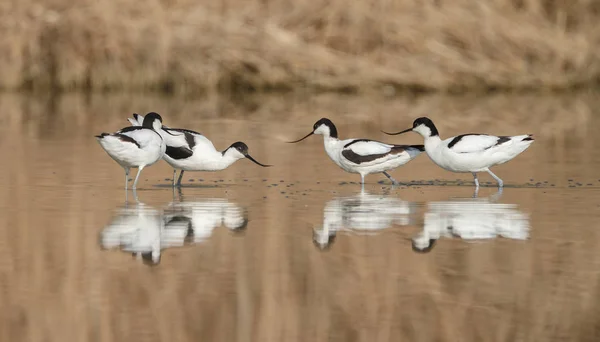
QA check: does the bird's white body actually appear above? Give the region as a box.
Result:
[96,113,167,189]
[97,129,165,169]
[129,114,240,171]
[411,196,530,252]
[166,135,241,172]
[313,191,417,249]
[129,114,269,186]
[324,137,422,176]
[423,134,534,173]
[290,118,423,185]
[384,117,535,189]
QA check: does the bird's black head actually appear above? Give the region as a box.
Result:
[142,112,163,129]
[313,118,338,138]
[381,116,439,137]
[412,117,439,137]
[225,142,271,167]
[287,117,338,144]
[229,141,249,155]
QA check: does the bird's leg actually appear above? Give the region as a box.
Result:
[177,170,185,187]
[486,169,504,188]
[472,172,479,189]
[132,165,145,189]
[124,167,130,190]
[383,171,400,186]
[489,187,503,202]
[172,183,184,202]
[360,185,367,196]
[172,169,177,187]
[132,188,139,203]
[359,174,366,191]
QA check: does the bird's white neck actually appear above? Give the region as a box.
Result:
[423,135,442,153]
[322,136,342,163]
[214,153,240,169]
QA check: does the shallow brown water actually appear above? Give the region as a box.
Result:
[1,92,600,342]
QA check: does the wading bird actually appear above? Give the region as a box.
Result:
[382,117,534,190]
[288,118,424,186]
[128,113,271,187]
[96,112,167,189]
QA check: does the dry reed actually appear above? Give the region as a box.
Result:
[2,0,600,94]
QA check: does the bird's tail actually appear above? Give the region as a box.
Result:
[506,134,534,157]
[522,134,534,142]
[127,113,144,126]
[513,134,534,146]
[95,133,110,139]
[397,144,425,159]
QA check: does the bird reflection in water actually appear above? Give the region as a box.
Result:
[411,190,529,253]
[99,189,248,265]
[161,189,248,248]
[313,190,417,249]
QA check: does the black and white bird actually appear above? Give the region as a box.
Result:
[288,118,424,185]
[128,113,271,187]
[382,117,534,189]
[96,112,167,190]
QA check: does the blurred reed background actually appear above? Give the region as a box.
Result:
[2,0,600,94]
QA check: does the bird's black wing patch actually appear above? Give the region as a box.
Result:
[406,144,425,152]
[169,127,201,137]
[487,136,510,149]
[343,139,372,148]
[120,125,163,139]
[184,132,196,149]
[342,145,411,164]
[118,126,145,133]
[342,150,387,164]
[169,128,201,135]
[114,133,141,148]
[447,134,480,149]
[166,128,199,149]
[166,145,193,160]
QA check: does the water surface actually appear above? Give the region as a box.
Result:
[1,92,600,342]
